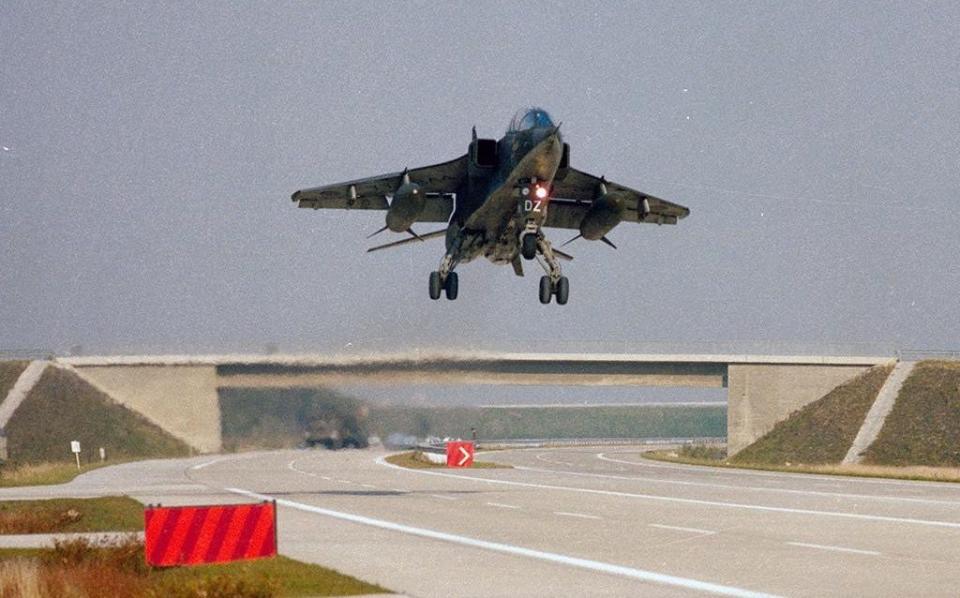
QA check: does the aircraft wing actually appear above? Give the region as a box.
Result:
[291,154,468,223]
[545,167,690,229]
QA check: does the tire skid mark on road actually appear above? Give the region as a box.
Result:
[518,462,960,507]
[376,456,960,530]
[227,486,780,598]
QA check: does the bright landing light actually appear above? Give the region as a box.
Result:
[535,186,548,199]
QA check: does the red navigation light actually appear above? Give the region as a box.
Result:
[535,185,548,199]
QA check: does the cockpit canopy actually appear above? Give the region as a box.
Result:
[507,107,554,132]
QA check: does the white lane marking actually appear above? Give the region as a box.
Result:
[787,542,881,556]
[336,479,354,485]
[321,476,332,481]
[375,456,960,530]
[190,456,232,470]
[430,494,458,501]
[536,452,574,467]
[650,524,717,535]
[598,452,960,490]
[555,511,602,520]
[360,483,378,489]
[486,502,521,510]
[519,463,960,507]
[226,487,778,598]
[287,459,318,477]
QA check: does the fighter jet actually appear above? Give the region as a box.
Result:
[290,108,689,305]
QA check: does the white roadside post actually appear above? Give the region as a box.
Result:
[70,440,81,470]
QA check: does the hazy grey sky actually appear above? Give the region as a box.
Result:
[1,1,958,355]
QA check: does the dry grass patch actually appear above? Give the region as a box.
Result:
[386,451,511,469]
[0,536,390,597]
[0,497,143,534]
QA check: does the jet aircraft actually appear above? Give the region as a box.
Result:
[290,108,689,305]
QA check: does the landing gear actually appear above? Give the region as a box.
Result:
[521,232,538,260]
[539,276,552,304]
[555,276,569,305]
[538,275,570,304]
[429,270,459,300]
[444,272,458,300]
[533,234,570,305]
[430,235,464,301]
[429,271,442,300]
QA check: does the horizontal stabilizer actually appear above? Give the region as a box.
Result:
[367,229,446,253]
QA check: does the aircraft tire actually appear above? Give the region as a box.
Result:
[521,233,538,260]
[445,272,459,300]
[539,276,552,304]
[429,271,442,300]
[555,276,569,305]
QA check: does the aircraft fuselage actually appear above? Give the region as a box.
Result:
[448,124,564,265]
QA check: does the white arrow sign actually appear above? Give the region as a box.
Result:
[457,446,471,466]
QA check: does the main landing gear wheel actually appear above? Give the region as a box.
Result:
[539,275,570,305]
[539,276,552,304]
[521,233,538,260]
[444,271,458,300]
[555,276,570,305]
[429,271,442,300]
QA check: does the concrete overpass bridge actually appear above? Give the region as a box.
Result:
[56,350,893,455]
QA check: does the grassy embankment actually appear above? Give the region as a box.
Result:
[0,361,30,401]
[862,360,960,466]
[0,537,389,597]
[386,451,509,469]
[648,361,960,482]
[4,366,191,468]
[220,387,726,449]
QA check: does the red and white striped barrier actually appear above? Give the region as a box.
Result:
[144,501,277,567]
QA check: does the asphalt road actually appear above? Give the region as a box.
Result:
[3,447,960,597]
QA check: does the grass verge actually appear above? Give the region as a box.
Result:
[0,497,144,534]
[645,449,960,483]
[386,451,510,469]
[0,361,30,402]
[0,536,390,597]
[863,361,960,466]
[0,460,132,488]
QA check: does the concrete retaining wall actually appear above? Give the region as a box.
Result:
[726,363,881,455]
[71,365,221,453]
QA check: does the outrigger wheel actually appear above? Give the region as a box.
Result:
[539,275,570,305]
